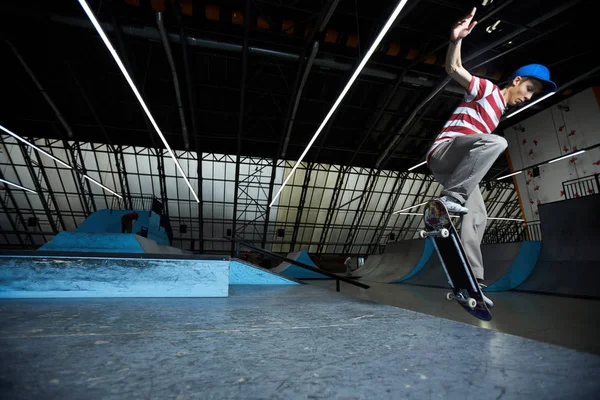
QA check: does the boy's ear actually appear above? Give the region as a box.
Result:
[511,76,523,86]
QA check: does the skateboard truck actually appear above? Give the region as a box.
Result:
[419,228,450,239]
[445,290,477,309]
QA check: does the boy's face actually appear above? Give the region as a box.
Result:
[506,76,544,106]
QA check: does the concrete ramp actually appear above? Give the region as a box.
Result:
[516,195,600,298]
[354,239,434,283]
[135,236,190,255]
[351,254,383,278]
[485,241,542,291]
[400,240,539,290]
[271,250,329,279]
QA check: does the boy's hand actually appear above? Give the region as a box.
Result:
[451,7,478,41]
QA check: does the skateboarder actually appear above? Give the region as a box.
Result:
[426,7,556,307]
[344,256,353,276]
[121,211,139,234]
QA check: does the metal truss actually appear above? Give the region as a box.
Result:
[366,172,408,254]
[233,157,274,246]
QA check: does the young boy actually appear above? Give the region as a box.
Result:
[426,7,556,308]
[121,211,139,234]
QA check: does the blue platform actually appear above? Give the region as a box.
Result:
[39,232,146,253]
[72,209,169,246]
[0,253,230,298]
[0,205,302,300]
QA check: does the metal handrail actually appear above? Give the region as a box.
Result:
[229,238,370,292]
[562,173,599,199]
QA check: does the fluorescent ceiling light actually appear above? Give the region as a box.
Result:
[268,0,410,207]
[496,170,522,180]
[0,124,72,169]
[505,92,555,118]
[408,161,427,171]
[397,212,522,221]
[397,212,459,218]
[83,175,123,199]
[0,178,37,194]
[1,124,122,198]
[392,201,428,214]
[548,149,585,164]
[487,217,524,221]
[78,0,199,203]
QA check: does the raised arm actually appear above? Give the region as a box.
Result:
[445,7,478,89]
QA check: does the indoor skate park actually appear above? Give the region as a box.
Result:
[1,0,599,399]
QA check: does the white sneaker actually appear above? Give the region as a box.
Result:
[439,196,469,214]
[478,281,494,309]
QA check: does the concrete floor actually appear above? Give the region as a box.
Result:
[1,284,599,399]
[312,280,600,355]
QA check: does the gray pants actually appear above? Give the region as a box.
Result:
[428,134,508,280]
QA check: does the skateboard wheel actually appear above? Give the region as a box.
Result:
[445,292,454,301]
[440,228,450,238]
[468,298,477,309]
[419,230,427,239]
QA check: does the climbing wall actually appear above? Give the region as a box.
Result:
[503,87,600,221]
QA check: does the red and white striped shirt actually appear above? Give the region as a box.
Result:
[427,76,506,163]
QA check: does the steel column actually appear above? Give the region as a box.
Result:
[172,0,204,252]
[289,163,313,252]
[17,142,64,233]
[155,149,169,215]
[67,62,132,209]
[65,140,96,215]
[0,169,34,246]
[317,166,348,254]
[342,169,379,254]
[0,186,26,247]
[262,157,277,249]
[261,0,341,249]
[111,12,167,209]
[231,0,250,256]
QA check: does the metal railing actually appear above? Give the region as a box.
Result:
[110,195,163,213]
[230,238,370,292]
[109,195,172,245]
[482,220,541,244]
[563,173,599,199]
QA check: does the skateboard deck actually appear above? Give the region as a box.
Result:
[419,199,492,321]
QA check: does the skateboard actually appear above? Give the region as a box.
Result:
[418,199,492,321]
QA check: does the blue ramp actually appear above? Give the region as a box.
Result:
[485,241,542,292]
[39,232,146,253]
[394,238,435,283]
[230,259,299,285]
[271,250,330,279]
[399,240,540,291]
[76,209,169,246]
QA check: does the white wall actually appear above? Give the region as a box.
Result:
[503,87,600,221]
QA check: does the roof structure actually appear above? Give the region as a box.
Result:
[1,0,597,254]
